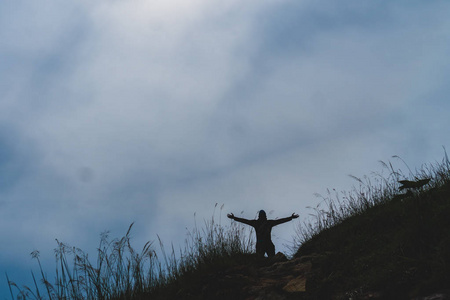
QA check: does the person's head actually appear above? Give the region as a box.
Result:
[258,210,267,220]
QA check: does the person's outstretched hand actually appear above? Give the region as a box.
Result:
[291,213,299,219]
[227,213,235,219]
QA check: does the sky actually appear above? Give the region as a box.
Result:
[1,0,450,297]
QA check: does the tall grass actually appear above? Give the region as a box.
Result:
[6,205,253,300]
[295,150,450,246]
[293,151,450,297]
[9,152,450,299]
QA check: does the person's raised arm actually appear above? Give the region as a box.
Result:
[227,213,255,226]
[271,213,299,226]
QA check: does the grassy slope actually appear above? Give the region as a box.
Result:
[8,158,450,299]
[296,182,450,298]
[150,180,450,299]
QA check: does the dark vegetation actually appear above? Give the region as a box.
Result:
[6,151,450,299]
[295,154,450,298]
[6,207,255,300]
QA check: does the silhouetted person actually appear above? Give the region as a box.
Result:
[227,210,299,257]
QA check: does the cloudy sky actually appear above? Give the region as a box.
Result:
[1,0,450,296]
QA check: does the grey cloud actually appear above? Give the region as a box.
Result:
[1,1,450,297]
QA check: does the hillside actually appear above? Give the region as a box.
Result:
[295,180,450,299]
[148,182,450,300]
[148,159,450,300]
[8,158,450,299]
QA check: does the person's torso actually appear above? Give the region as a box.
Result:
[254,220,273,243]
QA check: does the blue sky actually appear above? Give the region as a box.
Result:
[1,0,450,297]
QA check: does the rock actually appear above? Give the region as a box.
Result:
[398,178,431,190]
[271,252,288,263]
[283,275,307,292]
[198,253,314,300]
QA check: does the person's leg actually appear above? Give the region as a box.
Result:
[267,242,275,257]
[256,242,265,257]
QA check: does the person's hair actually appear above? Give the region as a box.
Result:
[258,210,267,220]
